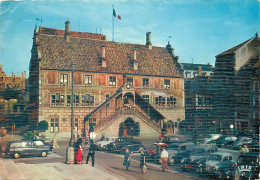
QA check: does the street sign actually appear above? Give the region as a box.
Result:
[90,132,96,139]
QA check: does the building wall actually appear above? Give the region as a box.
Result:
[38,69,185,136]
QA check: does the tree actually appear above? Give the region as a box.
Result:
[134,122,140,136]
[119,123,124,137]
[38,120,48,136]
[161,122,167,135]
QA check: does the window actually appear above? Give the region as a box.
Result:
[109,76,116,86]
[254,112,259,120]
[67,95,71,106]
[74,118,78,131]
[155,96,165,106]
[74,95,79,106]
[167,96,177,107]
[127,77,133,85]
[143,78,149,87]
[85,75,92,85]
[50,93,65,106]
[13,105,18,112]
[164,79,170,89]
[51,118,59,132]
[254,97,259,106]
[60,74,68,85]
[106,94,110,107]
[255,81,259,91]
[84,94,94,106]
[142,95,149,102]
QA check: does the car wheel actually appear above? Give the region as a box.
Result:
[169,157,174,165]
[41,151,48,157]
[13,153,20,159]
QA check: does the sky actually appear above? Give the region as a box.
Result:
[0,0,259,76]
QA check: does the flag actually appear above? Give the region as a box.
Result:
[113,9,121,20]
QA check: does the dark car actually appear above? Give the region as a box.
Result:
[237,152,260,179]
[231,136,253,149]
[121,143,145,154]
[5,139,53,159]
[207,135,237,148]
[107,137,142,152]
[181,145,218,172]
[205,152,236,179]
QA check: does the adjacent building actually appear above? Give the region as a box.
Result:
[213,33,259,132]
[29,21,185,139]
[181,63,214,79]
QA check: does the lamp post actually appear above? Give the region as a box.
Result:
[66,63,76,164]
[230,124,234,135]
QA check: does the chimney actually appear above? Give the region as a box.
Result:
[198,66,202,76]
[102,46,105,58]
[101,46,107,68]
[65,21,70,42]
[146,32,152,49]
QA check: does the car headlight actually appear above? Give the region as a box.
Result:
[213,166,218,170]
[197,161,201,164]
[181,159,185,163]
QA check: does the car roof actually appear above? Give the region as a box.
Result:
[195,145,216,150]
[211,152,232,156]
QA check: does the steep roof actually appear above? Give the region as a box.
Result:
[181,63,214,71]
[216,39,251,57]
[36,27,182,77]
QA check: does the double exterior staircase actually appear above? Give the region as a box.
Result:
[95,107,161,133]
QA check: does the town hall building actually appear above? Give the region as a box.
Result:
[29,21,185,139]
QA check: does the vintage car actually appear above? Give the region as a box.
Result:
[121,143,145,154]
[96,137,117,150]
[205,152,236,179]
[106,137,142,152]
[231,136,253,149]
[162,136,179,144]
[207,135,237,148]
[201,134,222,144]
[237,152,260,180]
[5,139,53,159]
[145,143,168,162]
[181,145,218,172]
[154,142,195,165]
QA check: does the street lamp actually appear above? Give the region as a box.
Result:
[230,124,234,135]
[66,63,76,164]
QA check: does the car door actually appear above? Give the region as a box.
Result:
[23,141,34,155]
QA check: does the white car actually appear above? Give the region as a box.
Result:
[202,134,222,144]
[96,137,117,149]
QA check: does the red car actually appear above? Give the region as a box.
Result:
[145,143,168,162]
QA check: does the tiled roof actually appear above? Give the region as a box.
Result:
[216,39,251,57]
[181,63,214,71]
[36,27,182,77]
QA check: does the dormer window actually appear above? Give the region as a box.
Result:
[164,79,170,89]
[85,75,92,86]
[60,74,68,85]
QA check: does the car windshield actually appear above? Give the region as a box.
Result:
[208,154,222,161]
[193,148,206,154]
[238,156,257,165]
[168,144,180,150]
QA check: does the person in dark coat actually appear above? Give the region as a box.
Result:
[123,148,131,170]
[140,149,146,174]
[86,141,95,167]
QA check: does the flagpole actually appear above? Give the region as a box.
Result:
[112,5,114,42]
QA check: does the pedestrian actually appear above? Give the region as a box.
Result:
[86,140,95,167]
[160,146,168,172]
[240,144,249,154]
[75,138,83,164]
[123,148,131,171]
[140,149,147,174]
[52,134,59,148]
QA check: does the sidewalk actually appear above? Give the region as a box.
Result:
[0,157,124,180]
[0,133,124,180]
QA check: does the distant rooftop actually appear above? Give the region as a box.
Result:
[181,63,214,71]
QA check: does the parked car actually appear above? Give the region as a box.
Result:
[207,135,237,148]
[145,143,168,162]
[107,137,142,152]
[162,136,179,144]
[205,152,236,179]
[231,136,253,149]
[96,137,117,150]
[201,134,222,144]
[5,139,53,159]
[237,152,260,180]
[121,143,145,154]
[160,142,195,165]
[181,145,218,172]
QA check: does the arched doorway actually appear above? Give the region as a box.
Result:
[167,120,174,133]
[118,118,137,137]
